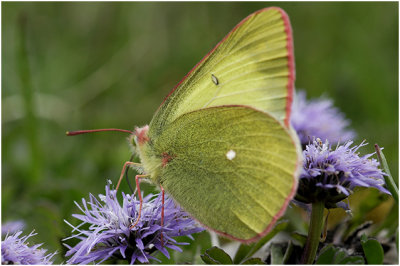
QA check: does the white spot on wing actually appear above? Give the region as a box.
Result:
[226,150,236,160]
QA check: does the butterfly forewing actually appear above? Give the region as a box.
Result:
[149,7,294,138]
[152,106,300,242]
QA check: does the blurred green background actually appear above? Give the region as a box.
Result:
[2,2,398,263]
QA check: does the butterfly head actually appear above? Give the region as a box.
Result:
[133,125,150,146]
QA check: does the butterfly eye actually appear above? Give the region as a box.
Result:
[129,134,137,148]
[211,74,219,85]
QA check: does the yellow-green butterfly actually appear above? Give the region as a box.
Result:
[68,7,302,243]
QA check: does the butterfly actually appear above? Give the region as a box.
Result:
[68,7,301,243]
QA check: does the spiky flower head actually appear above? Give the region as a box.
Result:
[296,139,389,209]
[291,91,356,146]
[2,220,25,236]
[64,183,204,264]
[1,231,56,264]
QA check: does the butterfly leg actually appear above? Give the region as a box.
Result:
[160,185,165,246]
[129,174,148,229]
[116,162,148,229]
[116,161,142,192]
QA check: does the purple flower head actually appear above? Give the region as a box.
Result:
[64,182,204,264]
[2,220,25,236]
[1,231,56,264]
[291,90,356,146]
[295,139,389,209]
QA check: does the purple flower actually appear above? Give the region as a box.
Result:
[2,220,25,236]
[295,139,389,209]
[64,183,204,264]
[1,231,56,264]
[291,91,356,146]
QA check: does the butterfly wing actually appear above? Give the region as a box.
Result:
[152,105,301,242]
[149,7,294,138]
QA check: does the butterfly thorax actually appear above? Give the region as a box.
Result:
[133,125,163,184]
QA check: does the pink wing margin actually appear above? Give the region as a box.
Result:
[158,7,296,128]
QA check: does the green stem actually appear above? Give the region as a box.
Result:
[374,144,398,204]
[301,201,325,264]
[17,13,41,184]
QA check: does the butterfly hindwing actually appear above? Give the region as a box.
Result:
[151,105,300,242]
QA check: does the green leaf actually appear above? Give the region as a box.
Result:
[316,244,365,264]
[282,241,294,264]
[270,244,284,264]
[200,246,233,264]
[233,220,289,264]
[240,257,265,264]
[360,234,368,242]
[361,236,384,264]
[234,244,253,264]
[315,245,337,264]
[339,256,365,264]
[291,232,308,246]
[335,249,347,264]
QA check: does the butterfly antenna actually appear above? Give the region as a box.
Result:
[66,128,134,136]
